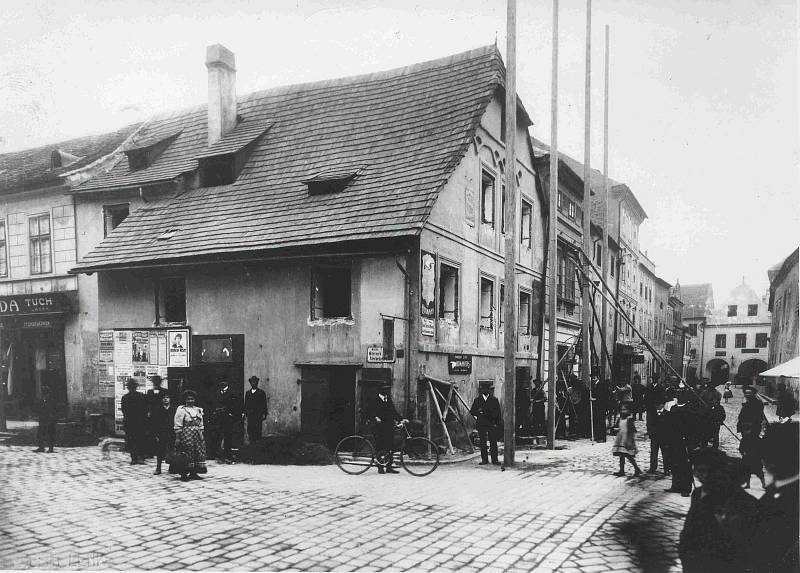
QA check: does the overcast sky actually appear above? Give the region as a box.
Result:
[0,0,796,304]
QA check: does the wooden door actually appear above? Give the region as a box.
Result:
[300,379,329,445]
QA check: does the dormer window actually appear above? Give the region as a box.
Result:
[196,119,271,188]
[50,149,81,169]
[124,129,182,171]
[303,167,360,195]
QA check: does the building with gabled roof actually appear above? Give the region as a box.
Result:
[0,122,141,421]
[70,44,547,446]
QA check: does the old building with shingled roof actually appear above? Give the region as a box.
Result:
[68,44,547,446]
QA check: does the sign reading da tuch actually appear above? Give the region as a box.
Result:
[0,293,72,316]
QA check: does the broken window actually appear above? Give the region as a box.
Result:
[519,290,531,335]
[439,263,459,321]
[481,169,495,226]
[156,277,186,324]
[103,204,130,237]
[520,200,532,248]
[311,265,352,320]
[29,214,52,275]
[480,277,494,329]
[735,333,747,348]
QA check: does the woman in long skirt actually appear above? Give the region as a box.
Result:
[172,390,207,481]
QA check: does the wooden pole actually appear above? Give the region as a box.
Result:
[581,0,594,442]
[547,0,559,450]
[502,0,518,466]
[601,24,611,386]
[427,380,455,455]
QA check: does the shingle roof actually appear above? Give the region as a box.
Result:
[73,45,520,272]
[0,124,141,194]
[681,283,714,318]
[196,119,272,159]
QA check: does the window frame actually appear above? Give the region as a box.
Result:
[715,334,727,349]
[755,333,768,348]
[438,261,460,322]
[747,304,758,317]
[480,167,496,227]
[0,219,8,278]
[479,275,495,330]
[155,276,187,325]
[735,333,747,349]
[103,203,130,238]
[311,263,353,320]
[518,288,532,336]
[727,305,738,317]
[28,213,52,275]
[520,199,532,248]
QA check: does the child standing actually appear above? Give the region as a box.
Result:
[738,425,765,489]
[612,406,642,477]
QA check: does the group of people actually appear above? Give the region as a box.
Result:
[119,374,269,481]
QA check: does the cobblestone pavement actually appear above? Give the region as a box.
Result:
[0,388,770,572]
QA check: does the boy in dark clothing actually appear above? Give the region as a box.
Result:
[33,386,58,453]
[150,394,175,475]
[369,381,403,474]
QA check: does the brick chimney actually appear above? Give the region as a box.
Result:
[206,44,237,146]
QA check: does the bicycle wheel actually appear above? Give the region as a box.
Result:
[400,437,440,476]
[334,435,375,475]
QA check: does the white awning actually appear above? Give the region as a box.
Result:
[759,356,800,378]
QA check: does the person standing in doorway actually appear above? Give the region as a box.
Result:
[121,379,147,465]
[369,381,403,474]
[33,385,58,453]
[212,380,243,464]
[470,380,502,466]
[244,376,268,444]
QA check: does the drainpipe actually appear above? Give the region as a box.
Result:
[396,253,412,417]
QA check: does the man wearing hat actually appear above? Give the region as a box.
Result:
[369,381,403,474]
[120,378,147,465]
[244,376,268,443]
[470,380,502,465]
[209,380,243,463]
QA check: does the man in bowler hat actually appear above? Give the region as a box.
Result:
[33,385,58,453]
[470,380,502,465]
[369,381,403,474]
[244,376,268,443]
[211,380,243,463]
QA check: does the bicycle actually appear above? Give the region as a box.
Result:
[334,420,440,477]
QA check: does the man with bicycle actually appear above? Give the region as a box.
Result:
[369,381,403,474]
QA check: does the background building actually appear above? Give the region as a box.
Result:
[701,281,772,386]
[682,283,714,382]
[766,248,799,395]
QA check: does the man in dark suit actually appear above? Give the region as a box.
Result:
[663,391,697,496]
[369,381,403,474]
[470,380,502,466]
[244,375,268,443]
[150,393,175,475]
[211,380,243,463]
[33,385,58,453]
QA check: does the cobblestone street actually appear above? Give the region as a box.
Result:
[0,389,772,572]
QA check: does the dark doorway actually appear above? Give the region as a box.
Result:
[2,326,66,420]
[300,366,357,449]
[188,334,245,409]
[515,366,533,435]
[705,358,730,388]
[736,359,768,385]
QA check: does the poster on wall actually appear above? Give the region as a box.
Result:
[98,365,115,398]
[420,250,436,337]
[113,331,132,364]
[99,330,114,363]
[157,332,168,366]
[148,332,159,367]
[132,331,149,363]
[168,329,189,367]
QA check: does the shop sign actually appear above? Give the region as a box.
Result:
[632,354,645,364]
[20,318,58,329]
[741,349,759,354]
[715,351,726,357]
[421,318,435,337]
[367,346,395,363]
[448,353,472,375]
[0,293,72,316]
